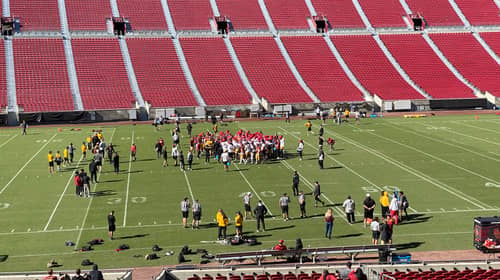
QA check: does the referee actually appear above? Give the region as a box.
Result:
[181,197,190,228]
[279,193,290,221]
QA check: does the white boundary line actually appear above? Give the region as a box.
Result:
[344,123,495,209]
[123,130,134,227]
[0,133,58,194]
[183,171,195,202]
[74,128,116,249]
[326,125,491,210]
[0,134,18,149]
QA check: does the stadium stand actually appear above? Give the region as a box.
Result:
[10,0,60,31]
[310,0,365,28]
[331,35,424,100]
[281,36,364,102]
[480,32,500,57]
[380,34,474,99]
[180,37,252,106]
[381,268,500,280]
[405,0,463,27]
[13,38,74,112]
[430,32,500,97]
[231,36,313,104]
[357,0,406,28]
[216,0,268,30]
[454,0,500,26]
[263,0,310,30]
[72,38,135,110]
[0,43,6,111]
[116,0,168,31]
[65,0,111,31]
[126,37,198,108]
[167,0,213,31]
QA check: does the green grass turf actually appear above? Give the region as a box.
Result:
[0,114,499,272]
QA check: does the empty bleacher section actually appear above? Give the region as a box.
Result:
[430,32,500,97]
[116,0,168,31]
[331,35,424,100]
[281,36,364,102]
[167,0,213,30]
[181,37,252,105]
[65,0,111,31]
[231,37,312,104]
[357,0,406,28]
[381,34,474,99]
[13,38,73,112]
[263,0,310,30]
[10,0,60,31]
[480,32,500,57]
[454,0,500,26]
[0,43,6,110]
[311,0,365,28]
[126,37,198,108]
[216,0,268,30]
[72,38,135,110]
[381,268,500,280]
[405,0,462,27]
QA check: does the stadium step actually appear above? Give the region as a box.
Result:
[447,0,471,27]
[323,35,373,102]
[257,0,276,34]
[160,0,177,36]
[351,0,374,32]
[421,32,480,96]
[273,36,320,103]
[119,37,145,108]
[373,34,431,99]
[4,38,18,113]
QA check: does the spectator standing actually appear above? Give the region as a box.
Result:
[82,171,91,198]
[235,211,243,237]
[48,151,55,174]
[112,152,120,174]
[305,121,312,136]
[74,171,82,197]
[130,143,137,161]
[43,269,58,280]
[292,171,299,196]
[379,191,389,218]
[313,181,325,207]
[89,159,98,183]
[389,193,399,224]
[253,200,268,232]
[299,191,306,218]
[88,264,104,280]
[216,209,228,240]
[21,120,28,135]
[370,217,380,245]
[243,192,253,219]
[338,262,353,280]
[363,194,376,227]
[319,269,336,280]
[296,140,304,161]
[71,268,86,280]
[107,210,116,240]
[318,147,325,169]
[186,123,192,138]
[324,208,334,239]
[107,143,115,164]
[342,196,355,224]
[399,191,409,221]
[187,149,193,171]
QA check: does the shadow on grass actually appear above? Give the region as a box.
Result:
[0,255,7,262]
[265,224,295,232]
[399,214,432,225]
[394,241,425,250]
[99,179,123,183]
[114,233,149,240]
[91,190,116,197]
[335,233,363,238]
[323,166,343,170]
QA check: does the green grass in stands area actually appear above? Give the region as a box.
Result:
[0,114,498,272]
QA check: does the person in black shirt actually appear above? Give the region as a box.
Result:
[89,159,98,183]
[363,193,376,227]
[186,123,193,138]
[113,152,120,174]
[88,264,104,280]
[292,171,299,196]
[107,210,116,240]
[253,200,268,232]
[107,143,115,164]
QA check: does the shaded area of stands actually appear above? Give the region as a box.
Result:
[381,34,474,99]
[72,38,134,110]
[431,33,500,97]
[231,36,312,104]
[181,37,252,105]
[311,0,364,28]
[381,268,500,280]
[216,0,268,30]
[332,35,423,100]
[405,0,462,27]
[127,37,198,108]
[455,0,500,26]
[358,0,406,28]
[281,36,364,102]
[10,0,60,31]
[187,271,325,280]
[168,0,213,30]
[0,43,6,110]
[264,0,310,30]
[117,0,168,31]
[13,38,74,112]
[65,0,111,31]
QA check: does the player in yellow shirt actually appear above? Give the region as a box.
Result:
[48,151,54,173]
[63,147,69,166]
[81,142,87,160]
[55,151,62,171]
[235,211,243,237]
[86,136,92,151]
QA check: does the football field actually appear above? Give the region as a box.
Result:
[0,114,499,272]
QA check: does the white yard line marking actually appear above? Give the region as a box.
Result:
[183,171,195,202]
[0,134,18,149]
[0,133,57,194]
[328,125,490,210]
[123,130,135,227]
[233,164,274,217]
[452,120,500,136]
[346,123,495,209]
[74,128,116,249]
[43,156,85,231]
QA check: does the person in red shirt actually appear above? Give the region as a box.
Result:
[43,269,58,280]
[273,239,287,250]
[319,269,338,280]
[130,143,137,161]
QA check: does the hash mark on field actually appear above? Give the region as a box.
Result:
[10,229,14,233]
[27,228,31,232]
